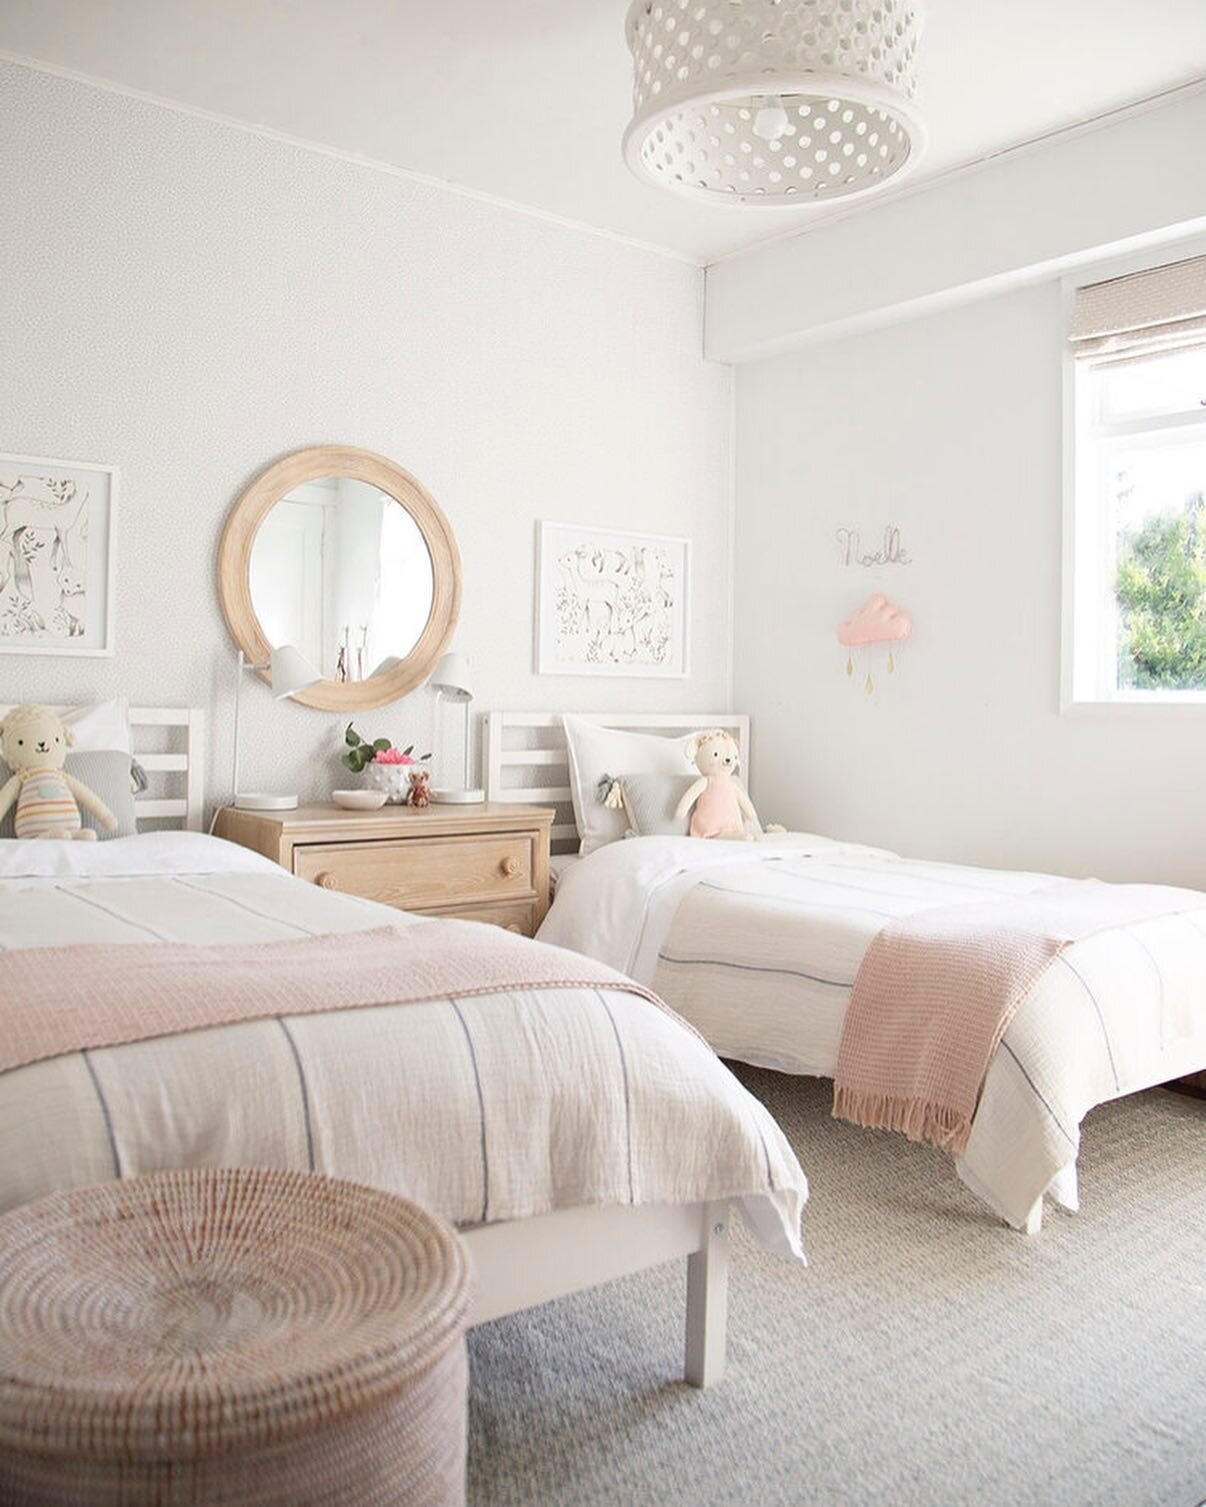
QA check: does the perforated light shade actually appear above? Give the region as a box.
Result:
[624,0,924,206]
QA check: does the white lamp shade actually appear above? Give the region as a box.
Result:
[430,652,473,702]
[269,644,321,699]
[623,0,924,207]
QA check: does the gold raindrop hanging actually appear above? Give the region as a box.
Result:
[887,651,895,674]
[846,656,853,676]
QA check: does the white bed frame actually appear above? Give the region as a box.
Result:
[8,704,732,1384]
[485,710,750,852]
[464,1199,730,1387]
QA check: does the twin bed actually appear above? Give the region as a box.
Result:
[0,705,805,1390]
[490,710,1206,1235]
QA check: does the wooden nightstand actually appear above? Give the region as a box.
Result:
[214,802,554,936]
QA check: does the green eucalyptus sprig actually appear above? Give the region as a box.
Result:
[342,722,393,774]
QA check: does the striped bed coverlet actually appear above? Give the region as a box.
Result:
[539,835,1206,1228]
[0,833,808,1258]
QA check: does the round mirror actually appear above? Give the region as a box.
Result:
[219,447,461,710]
[248,476,436,681]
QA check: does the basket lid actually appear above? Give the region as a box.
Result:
[0,1167,474,1463]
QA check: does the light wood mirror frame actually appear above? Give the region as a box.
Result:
[219,445,462,711]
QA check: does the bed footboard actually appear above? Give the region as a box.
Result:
[460,1199,730,1387]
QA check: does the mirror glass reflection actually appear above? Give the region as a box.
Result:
[248,475,435,683]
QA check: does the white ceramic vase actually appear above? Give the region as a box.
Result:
[364,762,412,804]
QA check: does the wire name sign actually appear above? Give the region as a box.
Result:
[836,525,911,568]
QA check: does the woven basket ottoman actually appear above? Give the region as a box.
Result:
[0,1167,474,1506]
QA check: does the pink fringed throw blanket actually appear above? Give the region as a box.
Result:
[0,920,678,1075]
[833,880,1205,1155]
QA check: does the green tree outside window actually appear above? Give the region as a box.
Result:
[1115,490,1206,690]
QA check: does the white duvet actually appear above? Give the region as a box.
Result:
[0,833,808,1257]
[539,834,1206,1229]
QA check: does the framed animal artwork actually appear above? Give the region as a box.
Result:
[536,521,689,678]
[0,453,117,657]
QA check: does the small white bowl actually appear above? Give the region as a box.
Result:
[331,789,389,811]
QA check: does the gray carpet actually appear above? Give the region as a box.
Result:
[466,1068,1206,1507]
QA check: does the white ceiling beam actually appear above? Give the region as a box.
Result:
[705,85,1206,364]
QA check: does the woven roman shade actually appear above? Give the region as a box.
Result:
[1068,254,1206,368]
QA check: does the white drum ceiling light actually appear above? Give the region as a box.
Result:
[623,0,925,206]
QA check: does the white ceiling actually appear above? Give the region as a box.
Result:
[2,0,1204,263]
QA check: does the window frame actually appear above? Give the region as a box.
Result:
[1061,236,1206,713]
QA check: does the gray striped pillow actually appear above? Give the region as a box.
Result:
[0,751,139,840]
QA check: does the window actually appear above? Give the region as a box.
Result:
[1066,254,1206,705]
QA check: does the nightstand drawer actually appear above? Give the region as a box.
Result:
[294,833,535,911]
[422,899,539,936]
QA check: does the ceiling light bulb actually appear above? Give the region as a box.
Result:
[752,96,790,142]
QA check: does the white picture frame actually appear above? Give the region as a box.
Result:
[536,521,690,678]
[0,453,118,657]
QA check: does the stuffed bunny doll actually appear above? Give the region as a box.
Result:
[0,704,117,839]
[674,728,760,841]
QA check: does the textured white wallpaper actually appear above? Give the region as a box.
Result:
[0,62,732,806]
[734,284,1206,888]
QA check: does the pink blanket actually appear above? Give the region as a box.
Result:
[833,880,1205,1155]
[0,920,682,1075]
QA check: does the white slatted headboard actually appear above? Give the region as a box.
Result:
[129,707,206,831]
[485,711,750,853]
[0,706,205,832]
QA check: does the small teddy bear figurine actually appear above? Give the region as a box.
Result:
[0,704,118,840]
[674,729,761,841]
[406,767,432,808]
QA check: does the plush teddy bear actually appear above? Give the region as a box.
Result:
[0,704,117,839]
[674,729,762,841]
[406,767,432,808]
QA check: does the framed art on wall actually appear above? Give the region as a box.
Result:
[536,521,690,678]
[0,453,117,656]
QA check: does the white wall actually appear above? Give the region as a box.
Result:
[0,61,732,804]
[734,281,1206,889]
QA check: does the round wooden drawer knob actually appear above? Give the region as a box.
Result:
[315,872,339,890]
[500,856,520,877]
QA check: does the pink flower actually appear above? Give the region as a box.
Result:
[374,748,414,765]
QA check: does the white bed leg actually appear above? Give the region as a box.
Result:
[1021,1198,1043,1235]
[1049,1162,1080,1212]
[684,1201,729,1388]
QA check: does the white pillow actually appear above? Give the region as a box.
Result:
[562,714,695,855]
[62,699,131,754]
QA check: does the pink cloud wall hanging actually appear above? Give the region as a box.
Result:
[838,594,912,694]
